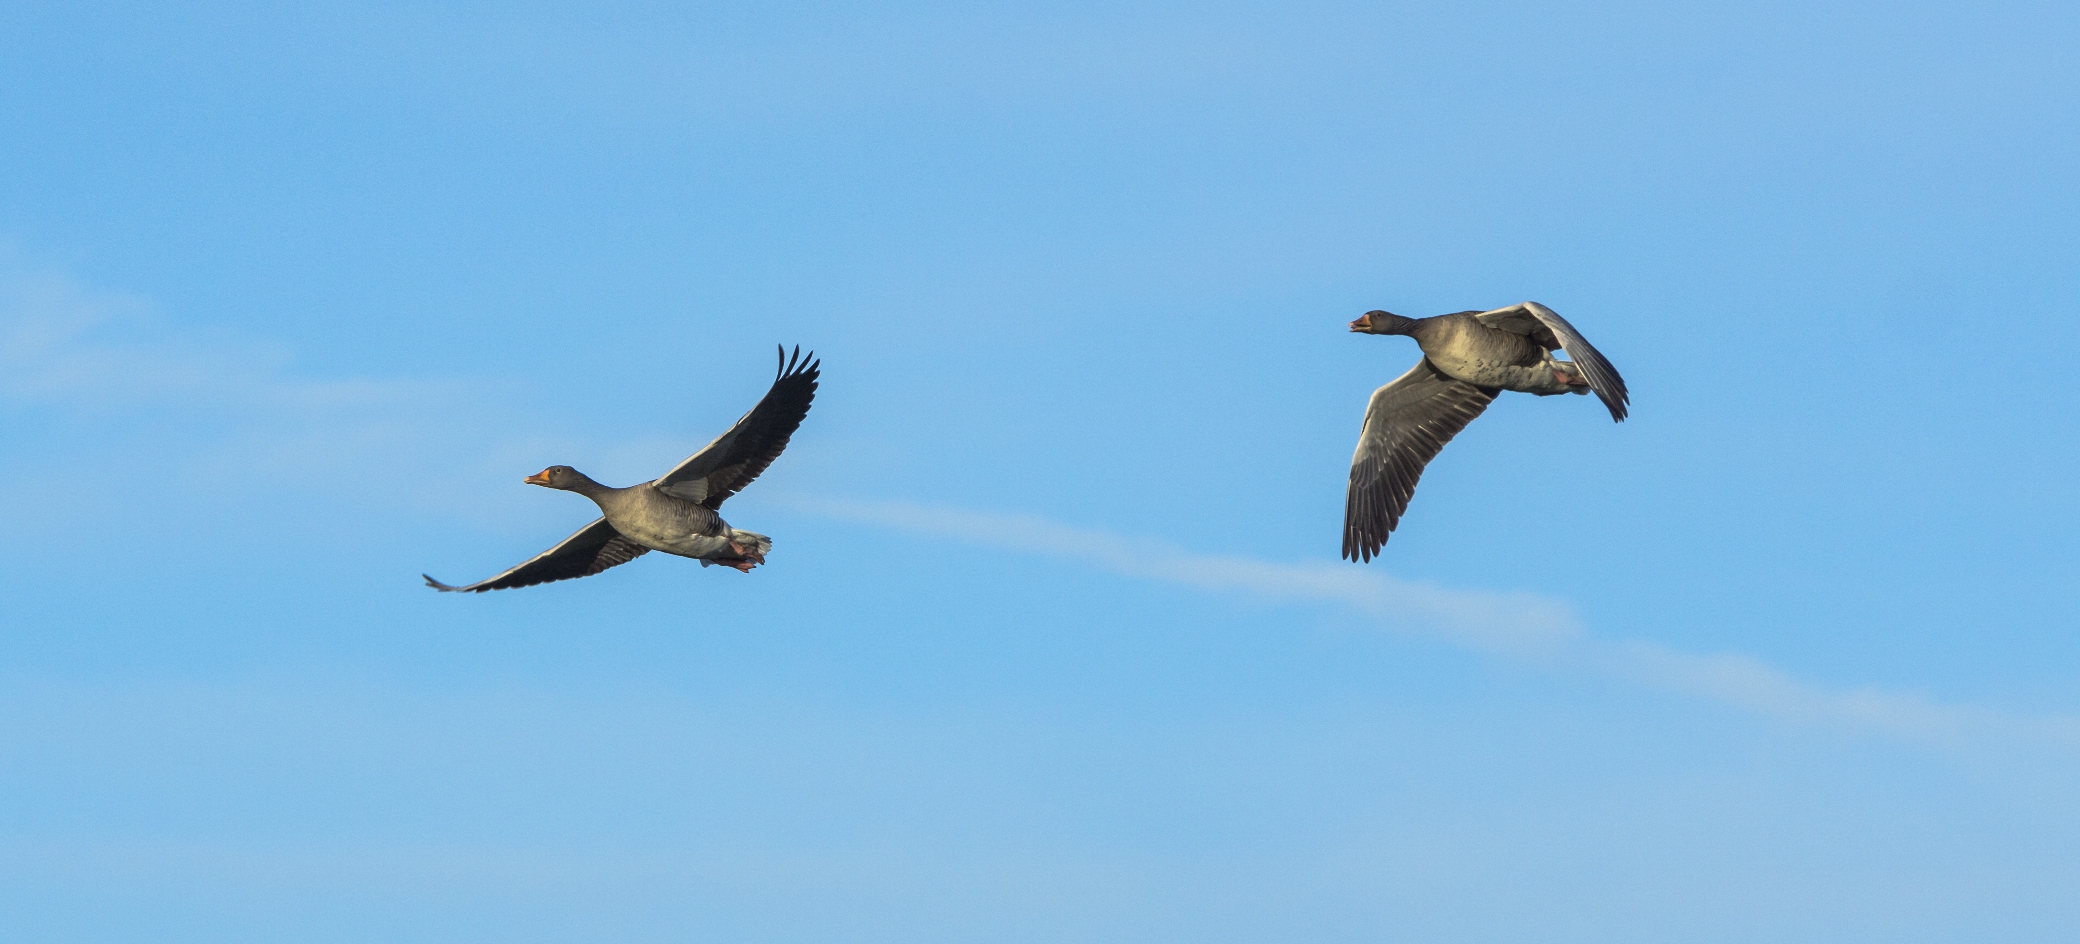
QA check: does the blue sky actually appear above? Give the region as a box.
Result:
[3,1,2078,940]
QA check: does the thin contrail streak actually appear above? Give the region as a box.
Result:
[791,496,2080,752]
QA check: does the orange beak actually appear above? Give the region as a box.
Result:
[1349,313,1373,332]
[524,469,553,486]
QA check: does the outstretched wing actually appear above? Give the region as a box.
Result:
[1473,301,1629,421]
[424,517,649,592]
[653,346,820,508]
[1343,359,1499,562]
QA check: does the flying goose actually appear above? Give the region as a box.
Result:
[425,346,820,592]
[1343,302,1627,562]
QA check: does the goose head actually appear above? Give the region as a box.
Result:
[1350,310,1418,335]
[524,465,603,491]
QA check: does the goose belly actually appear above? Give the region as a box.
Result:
[607,512,736,560]
[1422,326,1554,391]
[621,522,737,559]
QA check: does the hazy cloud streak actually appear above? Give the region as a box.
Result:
[10,258,2072,751]
[0,265,454,412]
[796,497,2080,751]
[0,259,553,523]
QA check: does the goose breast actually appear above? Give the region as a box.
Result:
[1415,315,1552,389]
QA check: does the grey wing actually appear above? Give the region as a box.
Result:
[423,517,649,592]
[1474,301,1629,421]
[653,346,820,508]
[1343,359,1499,562]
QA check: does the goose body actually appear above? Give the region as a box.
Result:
[1343,302,1627,562]
[593,485,751,561]
[534,474,768,563]
[424,346,816,592]
[1389,311,1583,394]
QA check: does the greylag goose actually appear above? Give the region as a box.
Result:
[1343,302,1627,562]
[425,346,820,592]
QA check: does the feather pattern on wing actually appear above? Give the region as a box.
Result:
[423,517,649,592]
[1472,302,1629,421]
[653,346,820,508]
[1342,359,1499,562]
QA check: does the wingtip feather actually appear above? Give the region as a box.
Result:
[773,344,819,382]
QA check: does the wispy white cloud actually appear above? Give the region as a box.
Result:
[799,499,1582,659]
[0,258,777,536]
[0,264,453,412]
[1589,639,2080,746]
[11,258,2073,751]
[794,497,2080,751]
[0,257,549,523]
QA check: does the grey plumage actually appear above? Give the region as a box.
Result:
[425,346,819,592]
[422,518,650,592]
[1342,360,1498,562]
[1471,301,1628,421]
[1343,303,1626,562]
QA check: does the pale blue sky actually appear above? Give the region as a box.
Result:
[4,1,2078,941]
